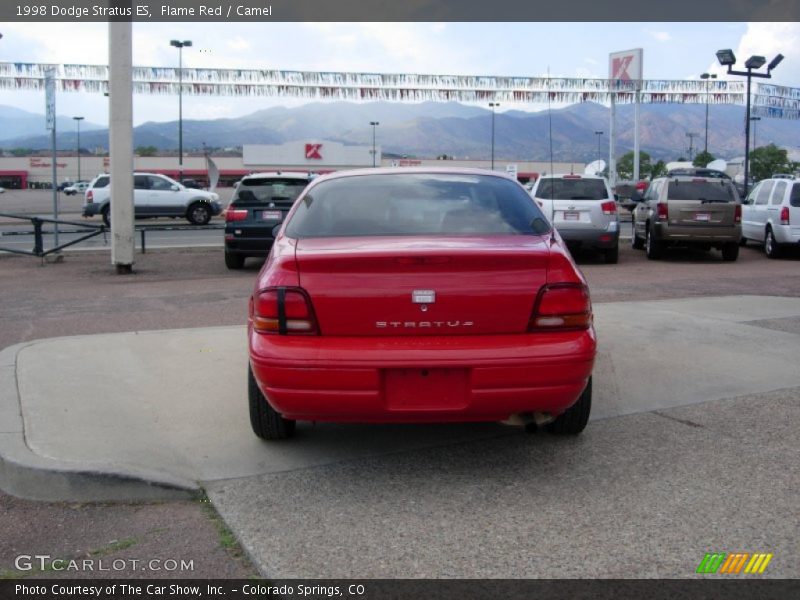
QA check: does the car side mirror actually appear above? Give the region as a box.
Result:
[171,185,180,191]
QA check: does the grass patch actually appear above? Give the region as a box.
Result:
[198,492,245,556]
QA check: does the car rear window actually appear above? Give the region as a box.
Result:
[285,173,550,238]
[92,176,110,188]
[791,184,800,207]
[667,181,737,202]
[535,178,609,200]
[234,178,308,205]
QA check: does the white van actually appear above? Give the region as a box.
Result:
[741,177,800,258]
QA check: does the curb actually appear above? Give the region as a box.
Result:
[0,340,198,502]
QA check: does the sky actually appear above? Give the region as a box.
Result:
[0,21,798,127]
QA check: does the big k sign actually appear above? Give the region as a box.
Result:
[609,48,643,90]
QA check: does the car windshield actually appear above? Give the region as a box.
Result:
[791,184,800,207]
[535,178,609,200]
[667,181,737,202]
[234,178,308,205]
[285,173,550,238]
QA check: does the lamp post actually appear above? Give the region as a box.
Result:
[685,132,699,161]
[594,130,603,157]
[73,116,84,182]
[170,39,192,182]
[489,102,500,169]
[716,49,783,197]
[700,72,717,153]
[750,116,761,152]
[369,121,379,167]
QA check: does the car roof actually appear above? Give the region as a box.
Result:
[537,174,606,180]
[241,171,312,180]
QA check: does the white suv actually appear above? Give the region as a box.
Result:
[82,172,222,226]
[741,176,800,258]
[529,174,620,263]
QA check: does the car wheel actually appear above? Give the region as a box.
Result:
[645,224,663,260]
[547,377,592,435]
[764,228,781,259]
[721,242,739,262]
[248,364,295,440]
[631,221,644,250]
[604,245,619,264]
[187,202,212,225]
[101,205,110,227]
[739,236,748,247]
[225,251,245,270]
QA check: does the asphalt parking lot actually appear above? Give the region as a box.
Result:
[1,235,799,580]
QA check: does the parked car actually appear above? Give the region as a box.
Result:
[741,176,800,258]
[181,178,204,189]
[528,173,620,263]
[224,172,312,269]
[82,172,222,226]
[63,181,89,195]
[247,168,596,439]
[0,186,5,194]
[57,181,73,192]
[630,174,741,261]
[667,167,732,180]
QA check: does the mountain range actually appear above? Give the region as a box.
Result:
[1,101,797,163]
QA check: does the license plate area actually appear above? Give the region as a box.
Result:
[384,368,469,410]
[258,210,282,221]
[694,213,710,222]
[563,211,580,221]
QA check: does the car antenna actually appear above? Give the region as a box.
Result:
[547,66,556,244]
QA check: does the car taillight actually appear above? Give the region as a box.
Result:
[226,209,248,222]
[735,204,742,223]
[601,200,617,215]
[251,287,318,335]
[529,283,592,331]
[86,190,93,202]
[780,206,790,225]
[657,202,668,221]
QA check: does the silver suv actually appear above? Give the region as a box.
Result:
[630,175,741,261]
[742,176,800,258]
[83,172,222,226]
[529,174,620,263]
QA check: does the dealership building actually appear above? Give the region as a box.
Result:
[0,140,584,189]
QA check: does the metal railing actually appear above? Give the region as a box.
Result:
[0,213,224,257]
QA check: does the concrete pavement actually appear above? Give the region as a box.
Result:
[1,295,799,577]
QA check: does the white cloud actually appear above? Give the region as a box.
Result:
[645,29,672,42]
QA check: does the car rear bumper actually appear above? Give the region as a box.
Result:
[249,329,596,422]
[772,224,800,245]
[653,222,741,244]
[224,235,274,256]
[82,203,102,217]
[558,222,619,248]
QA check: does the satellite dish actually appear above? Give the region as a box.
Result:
[707,159,727,172]
[584,159,606,176]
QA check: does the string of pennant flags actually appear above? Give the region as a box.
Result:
[1,61,799,118]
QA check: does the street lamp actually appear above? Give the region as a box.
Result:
[489,102,500,169]
[73,116,84,182]
[594,130,603,157]
[700,72,717,153]
[170,39,192,182]
[716,48,783,197]
[369,121,379,167]
[685,132,700,161]
[750,116,761,152]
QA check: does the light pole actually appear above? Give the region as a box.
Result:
[716,49,783,197]
[489,102,500,169]
[685,132,699,161]
[170,39,192,182]
[700,72,717,153]
[594,130,603,157]
[750,116,761,152]
[370,121,379,167]
[73,116,84,182]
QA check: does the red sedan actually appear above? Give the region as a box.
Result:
[248,168,596,439]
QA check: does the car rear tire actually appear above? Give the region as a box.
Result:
[604,245,619,264]
[101,205,110,227]
[765,228,781,259]
[721,242,739,262]
[645,224,663,260]
[249,364,296,440]
[631,221,644,250]
[225,251,245,270]
[187,202,212,225]
[739,236,748,247]
[547,377,592,435]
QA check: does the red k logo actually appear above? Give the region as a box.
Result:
[305,143,323,159]
[612,56,633,81]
